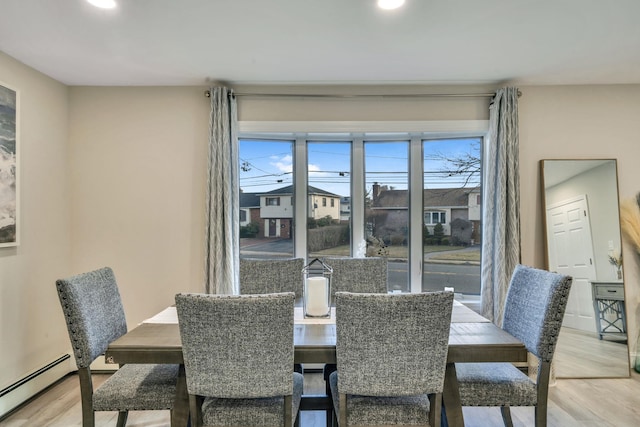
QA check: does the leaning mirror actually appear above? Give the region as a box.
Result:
[541,159,630,378]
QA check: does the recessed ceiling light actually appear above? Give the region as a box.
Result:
[378,0,405,10]
[87,0,117,9]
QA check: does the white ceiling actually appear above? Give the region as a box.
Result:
[1,0,640,87]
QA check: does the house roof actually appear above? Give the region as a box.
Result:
[239,192,260,208]
[373,187,478,209]
[259,185,341,198]
[424,188,478,208]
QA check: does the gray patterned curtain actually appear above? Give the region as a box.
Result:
[481,87,521,325]
[204,87,239,294]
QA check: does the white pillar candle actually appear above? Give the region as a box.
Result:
[305,276,329,317]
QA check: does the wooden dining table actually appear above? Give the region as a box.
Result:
[105,300,526,427]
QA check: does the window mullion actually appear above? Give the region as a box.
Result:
[409,137,423,293]
[351,137,365,257]
[294,136,307,260]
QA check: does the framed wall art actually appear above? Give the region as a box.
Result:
[0,82,18,247]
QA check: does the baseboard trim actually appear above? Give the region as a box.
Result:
[0,355,72,418]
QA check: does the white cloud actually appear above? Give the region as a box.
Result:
[271,155,292,173]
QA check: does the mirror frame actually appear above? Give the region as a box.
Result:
[540,158,630,378]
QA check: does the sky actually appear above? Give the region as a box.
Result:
[239,137,481,197]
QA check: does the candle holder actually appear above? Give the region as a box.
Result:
[302,258,332,318]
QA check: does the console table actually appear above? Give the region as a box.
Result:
[591,280,627,341]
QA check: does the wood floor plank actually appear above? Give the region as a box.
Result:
[2,370,640,426]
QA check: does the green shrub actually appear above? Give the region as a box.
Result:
[433,223,444,244]
[239,222,259,238]
[317,215,334,227]
[308,224,349,251]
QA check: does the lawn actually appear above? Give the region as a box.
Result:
[313,244,480,262]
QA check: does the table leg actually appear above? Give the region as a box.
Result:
[171,364,190,427]
[442,363,464,427]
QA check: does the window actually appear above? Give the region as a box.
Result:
[425,211,446,225]
[365,141,409,292]
[307,141,351,257]
[423,138,482,294]
[239,131,483,295]
[239,139,294,258]
[240,210,247,222]
[266,197,280,206]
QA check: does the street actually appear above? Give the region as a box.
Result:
[240,238,481,295]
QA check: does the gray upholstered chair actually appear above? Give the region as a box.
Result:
[55,267,179,427]
[239,258,305,300]
[322,256,389,405]
[329,291,454,426]
[455,264,572,427]
[324,257,388,300]
[175,292,303,427]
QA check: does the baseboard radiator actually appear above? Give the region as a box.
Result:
[0,355,71,419]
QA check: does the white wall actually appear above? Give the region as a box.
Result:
[0,51,72,391]
[68,86,209,326]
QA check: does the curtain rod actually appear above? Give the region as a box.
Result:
[203,90,522,99]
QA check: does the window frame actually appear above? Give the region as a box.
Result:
[425,211,446,225]
[265,197,280,206]
[239,121,488,294]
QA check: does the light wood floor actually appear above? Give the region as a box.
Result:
[2,369,640,426]
[554,326,631,378]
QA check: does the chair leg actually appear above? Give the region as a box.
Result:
[284,395,293,427]
[429,393,442,427]
[116,411,128,427]
[338,393,347,427]
[189,395,204,427]
[535,404,547,427]
[500,406,514,427]
[535,361,552,427]
[77,368,95,427]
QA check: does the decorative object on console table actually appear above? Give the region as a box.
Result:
[302,258,332,318]
[608,251,623,280]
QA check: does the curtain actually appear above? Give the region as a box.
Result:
[204,87,240,295]
[480,87,521,325]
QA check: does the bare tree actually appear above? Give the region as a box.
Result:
[424,140,481,188]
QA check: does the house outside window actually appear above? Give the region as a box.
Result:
[266,197,280,206]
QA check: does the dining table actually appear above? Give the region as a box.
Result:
[105,299,526,427]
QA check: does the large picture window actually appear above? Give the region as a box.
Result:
[239,130,483,295]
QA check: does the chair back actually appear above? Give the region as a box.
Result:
[335,291,453,397]
[55,267,128,369]
[176,292,296,399]
[502,264,573,362]
[325,257,388,298]
[239,258,304,299]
